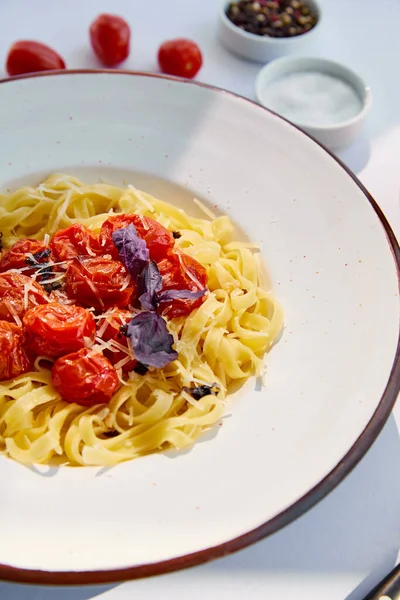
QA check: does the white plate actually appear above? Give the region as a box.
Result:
[0,70,398,585]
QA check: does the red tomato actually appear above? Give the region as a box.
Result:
[0,321,33,381]
[0,272,49,322]
[52,347,120,406]
[158,39,202,79]
[6,41,66,76]
[65,258,136,311]
[98,309,136,371]
[0,239,49,275]
[100,214,174,262]
[23,302,96,358]
[49,288,75,305]
[157,250,207,318]
[50,224,100,262]
[90,14,130,67]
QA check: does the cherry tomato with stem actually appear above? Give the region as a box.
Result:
[90,14,130,67]
[52,347,120,406]
[158,39,202,79]
[65,257,136,311]
[23,302,97,358]
[100,214,174,262]
[0,321,33,381]
[6,41,66,76]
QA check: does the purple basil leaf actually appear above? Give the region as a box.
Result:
[126,311,178,368]
[138,261,162,311]
[112,224,149,279]
[157,288,206,304]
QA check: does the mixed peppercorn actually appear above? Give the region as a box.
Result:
[226,0,318,38]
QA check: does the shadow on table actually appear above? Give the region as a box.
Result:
[203,413,400,598]
[336,133,371,175]
[0,583,117,600]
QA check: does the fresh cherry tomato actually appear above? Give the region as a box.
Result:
[65,258,136,311]
[89,14,130,67]
[100,214,174,262]
[50,224,100,262]
[0,321,33,381]
[0,272,49,322]
[98,309,136,371]
[6,41,66,76]
[157,250,207,318]
[158,39,202,79]
[52,347,120,406]
[23,302,96,358]
[0,238,50,275]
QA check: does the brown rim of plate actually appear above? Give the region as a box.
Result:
[0,69,399,586]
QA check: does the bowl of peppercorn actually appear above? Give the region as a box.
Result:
[219,0,321,63]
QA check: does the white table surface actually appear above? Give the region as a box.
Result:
[0,0,399,598]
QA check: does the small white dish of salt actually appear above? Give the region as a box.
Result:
[256,56,372,149]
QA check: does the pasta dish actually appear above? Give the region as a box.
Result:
[0,174,283,466]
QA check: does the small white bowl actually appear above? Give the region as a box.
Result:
[218,0,322,63]
[255,56,372,149]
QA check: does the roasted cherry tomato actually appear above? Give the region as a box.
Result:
[49,288,74,305]
[158,39,202,79]
[50,224,100,262]
[65,258,136,311]
[100,214,174,262]
[52,347,120,406]
[6,41,66,76]
[157,250,207,318]
[0,238,50,275]
[90,14,130,67]
[0,272,49,322]
[23,302,96,358]
[98,309,136,371]
[0,321,33,381]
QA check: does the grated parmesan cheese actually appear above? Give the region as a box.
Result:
[120,275,132,292]
[181,390,206,411]
[137,213,149,231]
[51,190,72,233]
[4,300,22,326]
[23,284,29,310]
[97,316,111,339]
[114,355,132,370]
[128,185,155,213]
[193,197,215,220]
[52,177,84,194]
[177,252,203,289]
[83,336,94,348]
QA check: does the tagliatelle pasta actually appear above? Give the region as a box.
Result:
[0,174,283,466]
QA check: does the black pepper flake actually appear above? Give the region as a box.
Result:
[172,231,182,239]
[25,250,61,292]
[133,362,149,376]
[42,281,62,293]
[182,383,220,401]
[119,324,128,336]
[225,0,317,38]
